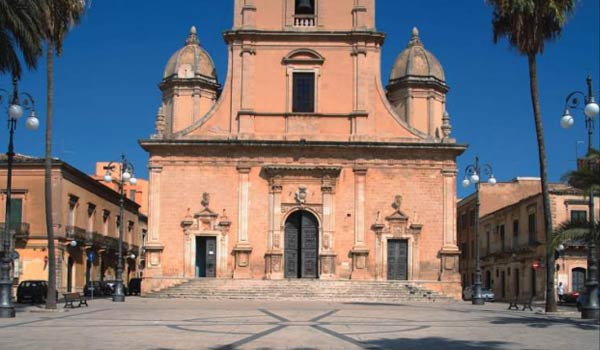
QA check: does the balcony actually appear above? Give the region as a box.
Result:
[294,14,316,27]
[0,222,30,240]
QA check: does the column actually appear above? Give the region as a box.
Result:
[351,167,369,279]
[233,165,252,278]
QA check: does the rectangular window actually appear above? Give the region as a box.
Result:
[470,240,474,258]
[469,210,475,227]
[292,72,315,113]
[571,210,587,225]
[129,190,136,202]
[461,214,467,230]
[528,213,536,245]
[512,220,519,249]
[499,224,505,252]
[102,210,110,236]
[9,198,23,232]
[485,226,491,254]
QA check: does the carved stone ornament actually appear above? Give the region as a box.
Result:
[201,192,210,208]
[392,195,402,211]
[154,106,166,138]
[294,186,308,204]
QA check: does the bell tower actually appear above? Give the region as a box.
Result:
[233,0,375,31]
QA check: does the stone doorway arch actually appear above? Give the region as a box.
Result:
[284,210,319,278]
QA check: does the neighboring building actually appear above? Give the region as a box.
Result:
[140,0,466,298]
[458,178,590,301]
[92,162,149,215]
[0,155,144,294]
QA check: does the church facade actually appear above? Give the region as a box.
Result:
[140,0,466,298]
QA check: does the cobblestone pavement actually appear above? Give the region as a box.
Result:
[0,297,597,350]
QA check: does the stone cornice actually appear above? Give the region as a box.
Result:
[139,138,467,155]
[223,30,386,45]
[262,165,341,178]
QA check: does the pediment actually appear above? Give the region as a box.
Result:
[282,48,325,65]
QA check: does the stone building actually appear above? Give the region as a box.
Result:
[140,0,466,298]
[458,178,590,301]
[0,155,144,293]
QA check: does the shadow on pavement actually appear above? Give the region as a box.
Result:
[490,316,599,330]
[361,337,510,350]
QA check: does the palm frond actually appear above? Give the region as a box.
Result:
[549,219,600,252]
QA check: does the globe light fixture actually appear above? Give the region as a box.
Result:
[104,174,112,183]
[462,178,470,188]
[25,111,39,131]
[8,104,23,120]
[470,172,480,184]
[584,99,599,118]
[560,110,575,129]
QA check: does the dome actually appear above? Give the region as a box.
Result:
[163,26,218,81]
[389,27,446,86]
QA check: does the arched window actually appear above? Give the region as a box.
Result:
[295,0,315,15]
[572,267,586,292]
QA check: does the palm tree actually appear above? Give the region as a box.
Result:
[487,0,575,312]
[39,0,87,310]
[0,0,43,79]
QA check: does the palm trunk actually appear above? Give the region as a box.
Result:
[528,53,557,313]
[45,42,57,310]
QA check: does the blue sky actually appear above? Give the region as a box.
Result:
[0,0,598,198]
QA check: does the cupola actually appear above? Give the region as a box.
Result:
[156,26,221,137]
[386,28,449,138]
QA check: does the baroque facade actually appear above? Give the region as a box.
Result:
[458,178,590,301]
[140,0,466,298]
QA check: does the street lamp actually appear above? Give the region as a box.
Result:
[103,155,136,302]
[560,75,600,320]
[462,156,496,305]
[0,78,39,318]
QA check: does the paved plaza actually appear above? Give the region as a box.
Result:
[0,298,598,350]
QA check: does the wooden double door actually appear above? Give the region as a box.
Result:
[284,211,319,278]
[387,239,408,280]
[196,236,216,278]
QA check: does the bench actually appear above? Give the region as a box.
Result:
[508,296,520,310]
[507,295,533,311]
[63,292,88,308]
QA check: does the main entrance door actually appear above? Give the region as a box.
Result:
[284,211,318,278]
[195,236,216,277]
[387,239,408,280]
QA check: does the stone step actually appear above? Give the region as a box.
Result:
[145,279,453,303]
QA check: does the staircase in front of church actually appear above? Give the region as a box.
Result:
[145,279,455,303]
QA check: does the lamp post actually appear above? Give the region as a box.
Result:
[560,75,600,320]
[103,155,136,302]
[462,156,496,305]
[0,78,39,318]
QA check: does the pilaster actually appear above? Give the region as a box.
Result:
[440,168,460,282]
[234,164,252,278]
[351,167,369,279]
